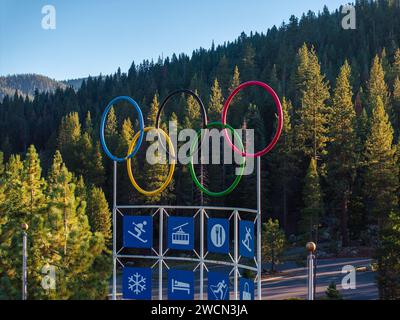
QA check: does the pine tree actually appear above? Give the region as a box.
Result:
[376,212,400,299]
[0,154,24,299]
[262,219,286,273]
[356,108,369,146]
[216,55,230,94]
[58,112,82,171]
[327,61,359,246]
[0,151,5,232]
[143,94,174,203]
[294,44,331,161]
[392,77,400,139]
[104,106,119,153]
[380,48,392,85]
[46,150,105,299]
[300,158,324,242]
[229,66,241,94]
[118,118,136,204]
[87,186,112,243]
[208,78,224,121]
[84,111,93,137]
[182,95,202,205]
[234,104,267,209]
[364,97,398,227]
[121,118,135,145]
[241,42,256,80]
[183,91,201,128]
[368,55,390,113]
[148,94,159,126]
[0,147,48,299]
[269,97,296,229]
[90,141,106,187]
[393,48,400,79]
[227,66,243,127]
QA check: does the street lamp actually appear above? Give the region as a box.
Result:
[306,242,316,300]
[21,223,28,300]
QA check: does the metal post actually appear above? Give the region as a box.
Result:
[306,242,316,300]
[158,208,164,300]
[234,210,239,300]
[21,223,28,300]
[112,161,117,300]
[256,157,262,300]
[199,208,204,300]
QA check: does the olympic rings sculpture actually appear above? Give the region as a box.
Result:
[99,81,283,197]
[189,121,246,197]
[127,127,176,197]
[100,96,145,162]
[156,89,208,158]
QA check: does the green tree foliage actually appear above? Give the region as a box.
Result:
[58,112,81,169]
[376,212,400,299]
[0,147,109,299]
[0,151,5,231]
[364,97,398,226]
[294,44,331,160]
[58,112,105,187]
[392,77,400,139]
[87,186,112,243]
[368,55,390,113]
[269,97,296,229]
[45,150,105,299]
[325,282,343,300]
[142,94,174,203]
[300,158,324,241]
[208,78,224,121]
[393,48,400,79]
[262,219,286,273]
[327,61,359,246]
[0,146,48,299]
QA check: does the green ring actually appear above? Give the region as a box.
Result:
[189,121,246,197]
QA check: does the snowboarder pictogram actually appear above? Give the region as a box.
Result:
[242,226,252,252]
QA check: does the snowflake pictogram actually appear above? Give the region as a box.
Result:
[128,272,146,294]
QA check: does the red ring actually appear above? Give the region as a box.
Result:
[221,81,283,158]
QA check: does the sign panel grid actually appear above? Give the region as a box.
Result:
[112,158,262,300]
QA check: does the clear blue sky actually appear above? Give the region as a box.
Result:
[0,0,346,81]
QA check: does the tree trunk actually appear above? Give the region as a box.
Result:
[341,195,350,247]
[283,184,287,231]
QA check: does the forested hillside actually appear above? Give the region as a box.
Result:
[0,74,67,101]
[1,0,400,299]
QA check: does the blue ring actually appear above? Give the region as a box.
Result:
[100,96,145,162]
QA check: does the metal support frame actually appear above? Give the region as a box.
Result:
[112,161,117,300]
[22,230,27,300]
[307,252,315,300]
[199,208,205,300]
[111,158,262,301]
[234,210,239,300]
[256,157,262,300]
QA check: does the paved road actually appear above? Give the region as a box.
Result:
[262,258,378,300]
[111,258,378,300]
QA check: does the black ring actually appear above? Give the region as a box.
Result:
[156,89,208,158]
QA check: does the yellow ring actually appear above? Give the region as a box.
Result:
[127,127,175,196]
